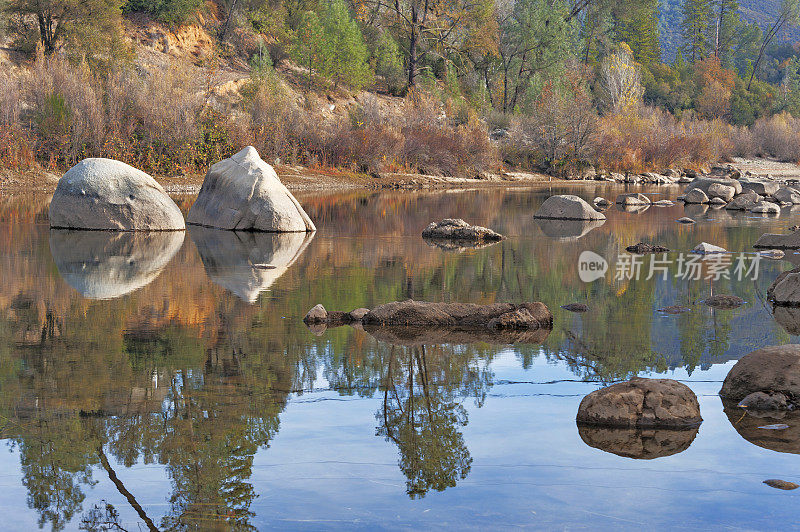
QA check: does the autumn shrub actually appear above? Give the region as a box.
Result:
[594,107,735,173]
[0,72,33,168]
[751,113,800,162]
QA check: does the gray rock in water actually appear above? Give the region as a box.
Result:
[676,217,695,224]
[422,219,504,242]
[774,186,800,204]
[304,304,328,324]
[188,146,316,232]
[725,190,762,210]
[755,230,800,249]
[691,242,726,254]
[768,268,800,304]
[534,195,606,220]
[593,197,610,207]
[720,345,800,402]
[50,230,184,299]
[707,183,736,201]
[750,202,780,214]
[576,377,703,428]
[654,199,675,206]
[49,158,185,231]
[349,308,370,321]
[685,176,742,196]
[741,180,780,197]
[190,226,313,303]
[684,188,710,204]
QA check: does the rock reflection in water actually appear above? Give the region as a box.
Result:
[615,204,650,214]
[364,324,551,346]
[189,226,313,303]
[578,425,699,459]
[422,236,501,252]
[723,405,800,454]
[683,204,709,219]
[49,229,184,299]
[534,218,606,241]
[772,306,800,335]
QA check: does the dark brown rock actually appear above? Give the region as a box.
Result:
[626,242,670,254]
[703,295,745,309]
[658,305,692,314]
[738,391,792,410]
[720,345,800,402]
[576,377,703,429]
[764,479,799,490]
[362,300,553,330]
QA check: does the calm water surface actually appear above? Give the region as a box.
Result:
[2,184,800,530]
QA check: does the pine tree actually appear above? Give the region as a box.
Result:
[681,0,712,62]
[291,11,327,89]
[319,0,373,90]
[619,0,661,65]
[711,0,741,67]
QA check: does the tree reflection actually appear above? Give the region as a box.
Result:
[376,346,480,498]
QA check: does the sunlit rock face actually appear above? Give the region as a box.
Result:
[189,225,314,303]
[49,158,185,231]
[188,146,316,232]
[50,230,184,299]
[577,425,699,459]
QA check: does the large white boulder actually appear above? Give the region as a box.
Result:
[188,146,315,232]
[534,195,606,221]
[49,158,185,231]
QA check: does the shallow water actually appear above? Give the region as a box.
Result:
[1,184,800,530]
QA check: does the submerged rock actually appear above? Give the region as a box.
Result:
[720,345,800,402]
[750,202,780,214]
[561,303,590,312]
[738,391,792,410]
[188,146,316,232]
[422,219,504,243]
[362,300,553,330]
[676,217,695,224]
[658,305,692,314]
[653,199,675,206]
[576,377,702,429]
[50,230,184,299]
[49,158,185,231]
[754,230,800,249]
[593,197,610,207]
[577,425,698,459]
[534,195,606,221]
[703,295,745,308]
[760,249,785,259]
[626,242,670,254]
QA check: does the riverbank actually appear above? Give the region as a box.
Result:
[0,164,555,195]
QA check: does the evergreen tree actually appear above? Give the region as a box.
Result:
[710,0,740,67]
[291,11,327,89]
[681,0,712,62]
[619,0,661,64]
[319,0,373,90]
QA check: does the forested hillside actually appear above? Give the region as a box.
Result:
[4,0,800,181]
[660,0,800,60]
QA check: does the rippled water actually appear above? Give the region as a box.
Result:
[2,184,800,530]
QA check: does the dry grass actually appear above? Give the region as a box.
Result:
[750,113,800,163]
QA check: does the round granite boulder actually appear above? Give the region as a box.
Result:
[577,377,702,428]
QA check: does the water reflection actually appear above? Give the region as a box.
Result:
[189,226,314,303]
[49,230,184,299]
[535,218,606,240]
[723,406,800,454]
[578,425,699,459]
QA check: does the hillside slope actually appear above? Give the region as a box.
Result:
[659,0,800,61]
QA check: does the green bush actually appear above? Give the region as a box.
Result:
[123,0,203,26]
